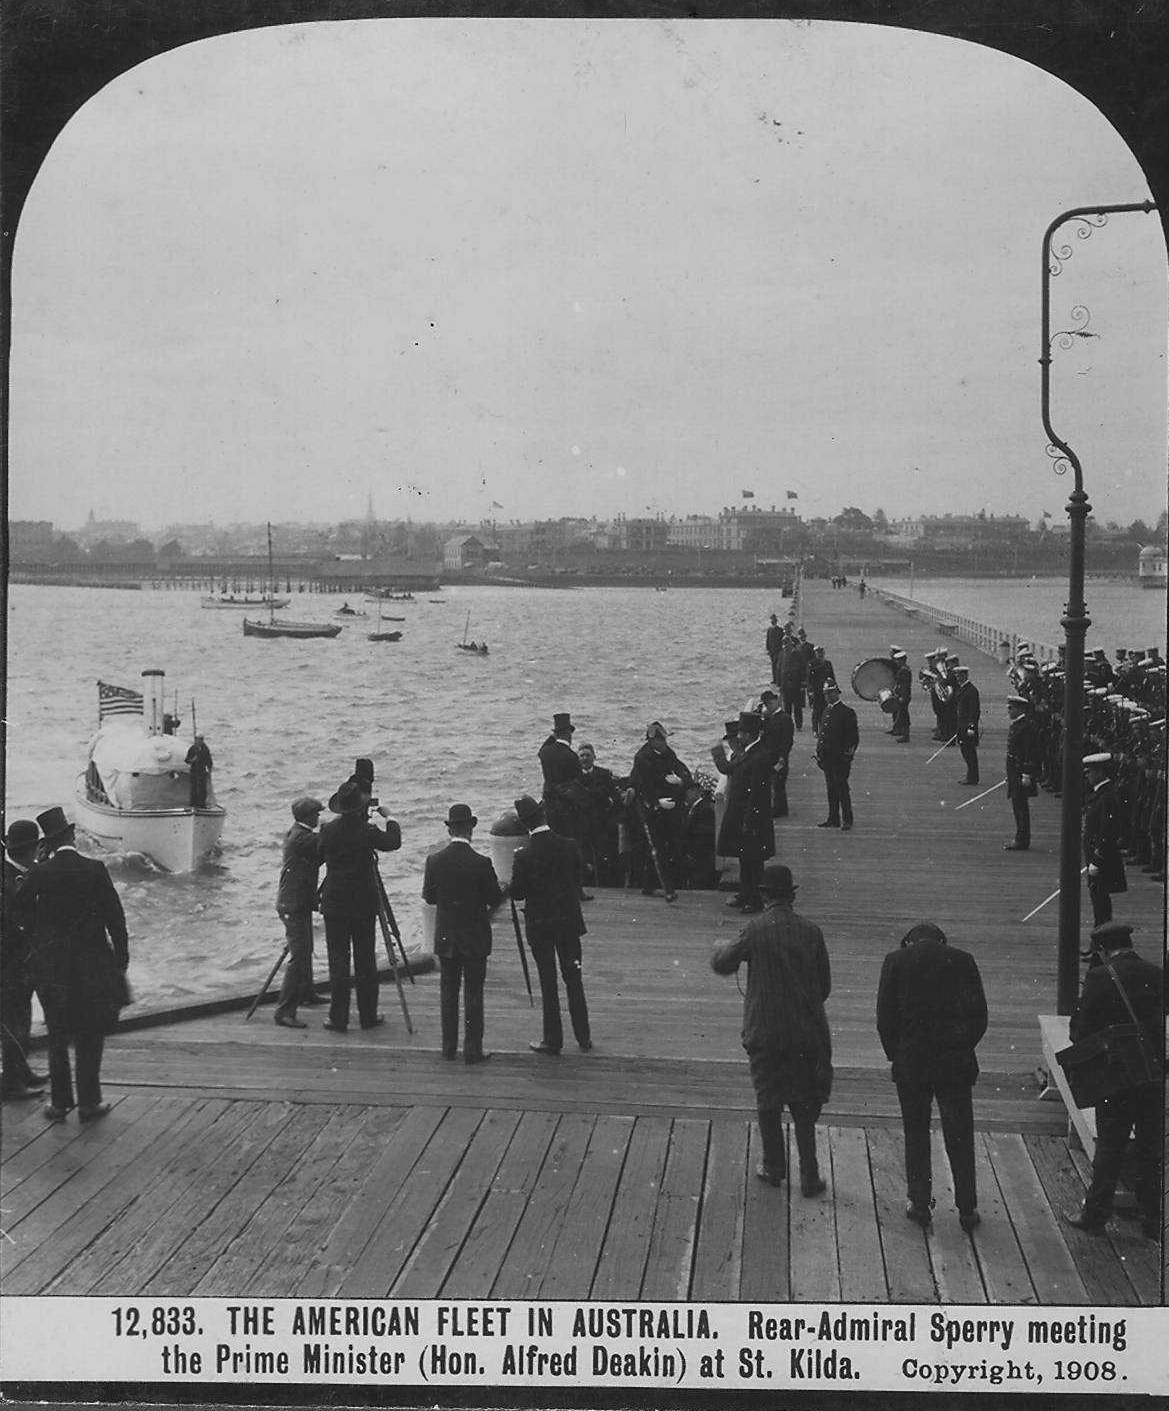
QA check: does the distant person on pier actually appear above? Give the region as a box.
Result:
[1064,920,1164,1241]
[422,803,504,1064]
[766,613,784,684]
[17,808,130,1122]
[758,689,793,818]
[1003,695,1041,850]
[185,734,213,809]
[952,666,981,785]
[777,631,807,730]
[710,862,831,1196]
[628,722,692,895]
[806,645,835,734]
[890,650,912,743]
[509,796,591,1056]
[857,579,866,598]
[272,796,325,1029]
[876,921,987,1233]
[1082,753,1127,925]
[714,712,776,913]
[815,683,858,831]
[318,779,402,1033]
[1,820,48,1100]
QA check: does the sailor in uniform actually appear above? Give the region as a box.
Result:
[815,682,859,831]
[952,666,981,785]
[890,650,912,742]
[1004,694,1041,850]
[1083,753,1127,925]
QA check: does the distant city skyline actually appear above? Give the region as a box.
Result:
[8,20,1166,531]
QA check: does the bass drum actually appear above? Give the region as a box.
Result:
[851,656,899,714]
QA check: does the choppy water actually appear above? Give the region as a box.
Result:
[5,578,1163,1006]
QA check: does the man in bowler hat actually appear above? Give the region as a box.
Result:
[273,796,325,1028]
[509,795,592,1055]
[711,862,831,1195]
[14,808,129,1120]
[2,819,49,1098]
[318,779,401,1032]
[422,804,505,1063]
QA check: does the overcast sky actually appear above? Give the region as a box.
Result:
[8,18,1166,531]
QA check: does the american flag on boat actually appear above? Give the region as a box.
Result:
[98,680,143,721]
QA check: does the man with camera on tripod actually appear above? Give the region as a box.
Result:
[318,774,401,1033]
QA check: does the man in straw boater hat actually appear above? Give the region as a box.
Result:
[1003,694,1041,851]
[317,777,401,1033]
[1082,752,1126,924]
[422,803,505,1064]
[1063,920,1164,1241]
[711,861,831,1196]
[2,818,49,1099]
[509,795,592,1056]
[876,920,988,1234]
[13,807,129,1121]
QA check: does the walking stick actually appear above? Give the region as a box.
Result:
[1021,868,1088,923]
[925,734,958,764]
[634,796,677,902]
[374,884,414,1032]
[247,944,289,1019]
[374,869,415,982]
[509,898,535,1007]
[953,779,1006,810]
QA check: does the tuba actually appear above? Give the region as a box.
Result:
[850,657,899,715]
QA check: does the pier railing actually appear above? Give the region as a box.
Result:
[871,590,1059,664]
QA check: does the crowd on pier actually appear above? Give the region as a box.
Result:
[1,600,1164,1253]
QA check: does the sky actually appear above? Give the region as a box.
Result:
[8,18,1167,532]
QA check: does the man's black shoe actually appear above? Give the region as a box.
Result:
[640,887,656,896]
[322,1020,348,1033]
[801,1176,827,1197]
[817,819,840,828]
[578,1039,593,1052]
[441,1049,458,1060]
[79,1103,112,1121]
[579,893,594,901]
[1002,842,1029,851]
[301,994,325,1007]
[360,1016,385,1030]
[841,821,853,831]
[755,1164,785,1187]
[274,1013,307,1029]
[959,1209,981,1233]
[905,1201,933,1228]
[464,1052,492,1065]
[529,1041,561,1056]
[1063,1210,1107,1234]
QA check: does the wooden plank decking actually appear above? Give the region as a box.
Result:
[3,583,1163,1306]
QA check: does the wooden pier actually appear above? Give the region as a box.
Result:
[3,585,1163,1305]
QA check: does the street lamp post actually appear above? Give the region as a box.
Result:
[1039,200,1157,1015]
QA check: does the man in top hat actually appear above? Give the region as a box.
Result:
[889,650,912,742]
[877,920,987,1232]
[509,796,591,1056]
[715,712,777,913]
[952,666,981,785]
[272,796,325,1029]
[758,688,794,819]
[185,734,214,809]
[317,778,402,1033]
[628,722,693,895]
[1083,753,1126,924]
[815,682,859,830]
[1065,921,1164,1240]
[711,862,832,1196]
[422,804,505,1064]
[538,712,584,841]
[15,808,129,1121]
[2,819,49,1099]
[1004,695,1041,850]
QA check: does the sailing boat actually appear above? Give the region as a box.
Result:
[368,600,403,643]
[456,610,489,655]
[243,525,342,639]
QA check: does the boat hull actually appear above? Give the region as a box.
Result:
[243,618,342,638]
[201,597,290,609]
[74,785,226,872]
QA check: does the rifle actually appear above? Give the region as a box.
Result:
[373,866,413,1032]
[509,897,535,1006]
[246,944,289,1019]
[633,795,677,902]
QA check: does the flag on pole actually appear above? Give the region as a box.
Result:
[1042,510,1052,518]
[490,500,503,510]
[786,491,798,500]
[741,490,755,499]
[98,681,144,721]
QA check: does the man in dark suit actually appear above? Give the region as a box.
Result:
[422,803,504,1064]
[509,795,591,1056]
[16,807,129,1121]
[576,743,624,887]
[273,796,324,1029]
[628,722,692,895]
[1064,921,1164,1240]
[715,713,777,913]
[1004,694,1041,850]
[765,613,784,684]
[318,779,402,1033]
[806,646,835,734]
[777,631,807,729]
[538,712,583,841]
[877,921,988,1232]
[953,666,981,785]
[815,682,859,830]
[758,690,794,819]
[185,734,214,808]
[1083,753,1127,924]
[890,650,912,742]
[2,819,49,1099]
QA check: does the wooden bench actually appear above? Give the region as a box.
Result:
[1037,1014,1096,1159]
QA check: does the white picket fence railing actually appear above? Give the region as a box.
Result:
[872,589,1060,665]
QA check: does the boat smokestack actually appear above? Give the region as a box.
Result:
[141,668,166,736]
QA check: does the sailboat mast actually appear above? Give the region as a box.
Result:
[267,523,275,624]
[462,610,471,645]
